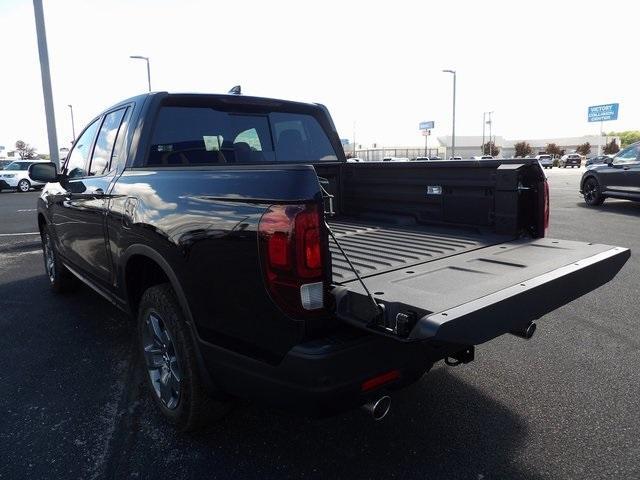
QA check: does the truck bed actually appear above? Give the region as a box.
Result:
[328,219,514,284]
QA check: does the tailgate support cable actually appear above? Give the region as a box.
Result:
[325,222,384,319]
[318,178,384,320]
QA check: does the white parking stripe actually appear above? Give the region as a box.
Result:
[17,209,37,212]
[0,232,40,236]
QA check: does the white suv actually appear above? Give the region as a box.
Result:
[0,160,48,192]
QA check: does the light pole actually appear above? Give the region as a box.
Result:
[67,104,76,142]
[488,111,493,153]
[484,111,493,155]
[32,0,60,168]
[442,69,456,158]
[130,55,151,92]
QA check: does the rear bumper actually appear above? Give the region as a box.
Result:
[197,329,437,417]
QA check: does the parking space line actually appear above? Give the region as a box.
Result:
[0,232,40,236]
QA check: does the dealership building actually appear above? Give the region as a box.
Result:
[436,135,617,158]
[348,135,618,161]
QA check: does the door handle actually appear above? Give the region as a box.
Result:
[86,187,105,197]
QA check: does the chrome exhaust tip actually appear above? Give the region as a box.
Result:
[362,395,391,421]
[511,321,537,340]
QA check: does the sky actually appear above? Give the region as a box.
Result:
[0,0,638,155]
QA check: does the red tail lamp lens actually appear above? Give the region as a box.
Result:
[258,203,325,316]
[268,232,290,269]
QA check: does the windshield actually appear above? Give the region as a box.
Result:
[148,106,338,166]
[4,162,28,171]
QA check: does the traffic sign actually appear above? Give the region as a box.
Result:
[419,121,435,130]
[588,103,619,122]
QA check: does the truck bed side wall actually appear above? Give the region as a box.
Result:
[109,165,325,361]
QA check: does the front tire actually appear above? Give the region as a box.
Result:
[583,177,605,206]
[41,226,77,293]
[137,284,230,431]
[17,179,30,192]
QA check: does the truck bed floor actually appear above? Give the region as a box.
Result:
[328,219,514,284]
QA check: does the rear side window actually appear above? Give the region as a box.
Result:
[89,108,127,176]
[147,106,337,166]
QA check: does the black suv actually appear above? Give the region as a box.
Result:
[581,141,640,206]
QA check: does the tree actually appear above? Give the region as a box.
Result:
[37,153,50,160]
[576,142,591,156]
[15,140,37,159]
[514,141,532,158]
[603,139,620,155]
[545,143,562,158]
[482,141,500,157]
[608,131,640,148]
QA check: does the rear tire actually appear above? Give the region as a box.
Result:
[41,225,78,293]
[137,284,230,431]
[583,177,605,206]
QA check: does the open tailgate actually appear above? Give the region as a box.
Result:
[333,238,630,345]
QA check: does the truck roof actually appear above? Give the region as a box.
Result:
[107,91,324,113]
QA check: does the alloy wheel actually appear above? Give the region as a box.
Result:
[142,312,182,410]
[18,180,30,192]
[43,232,56,283]
[584,179,598,204]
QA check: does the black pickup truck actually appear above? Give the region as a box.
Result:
[30,92,629,430]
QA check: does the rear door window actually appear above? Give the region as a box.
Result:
[89,108,127,176]
[147,106,337,166]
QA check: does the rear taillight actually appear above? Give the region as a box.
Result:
[543,179,550,234]
[258,203,326,316]
[537,179,550,237]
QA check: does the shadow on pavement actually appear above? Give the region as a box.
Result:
[114,362,538,479]
[575,199,640,218]
[1,269,538,480]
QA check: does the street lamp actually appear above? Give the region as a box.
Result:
[67,104,76,143]
[483,111,493,155]
[129,55,151,92]
[442,69,456,158]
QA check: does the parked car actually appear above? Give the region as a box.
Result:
[536,154,553,169]
[0,159,47,192]
[30,92,629,430]
[382,157,409,162]
[585,155,611,167]
[471,156,494,160]
[449,156,463,160]
[0,159,14,170]
[559,154,582,168]
[580,141,640,206]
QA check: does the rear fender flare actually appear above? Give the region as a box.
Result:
[121,244,218,394]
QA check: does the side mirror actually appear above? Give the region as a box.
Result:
[29,162,59,183]
[604,157,614,165]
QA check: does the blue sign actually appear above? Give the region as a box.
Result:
[340,138,350,145]
[588,103,619,122]
[419,121,435,130]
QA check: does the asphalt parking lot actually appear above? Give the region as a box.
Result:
[1,168,639,480]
